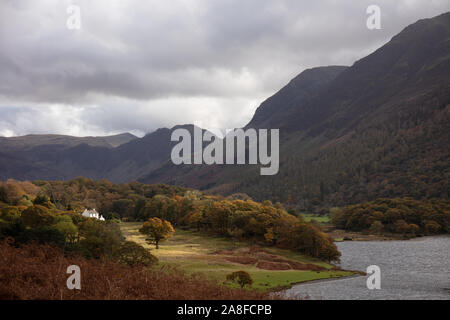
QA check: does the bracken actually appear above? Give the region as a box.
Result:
[0,239,271,300]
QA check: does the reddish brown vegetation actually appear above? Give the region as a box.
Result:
[256,261,291,271]
[0,240,269,300]
[215,247,327,271]
[213,250,234,255]
[248,246,262,254]
[287,262,324,271]
[225,256,258,265]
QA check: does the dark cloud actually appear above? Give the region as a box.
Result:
[0,0,449,136]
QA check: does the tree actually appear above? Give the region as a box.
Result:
[78,219,123,258]
[369,221,384,235]
[424,221,441,234]
[21,205,55,228]
[18,226,65,246]
[33,194,54,208]
[0,206,20,223]
[0,186,9,204]
[116,241,158,266]
[139,217,174,249]
[394,220,409,235]
[54,215,78,244]
[140,195,178,223]
[226,271,253,288]
[280,222,341,262]
[264,227,275,244]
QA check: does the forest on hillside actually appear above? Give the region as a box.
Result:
[233,103,449,212]
[331,198,449,237]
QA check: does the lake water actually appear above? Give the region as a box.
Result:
[285,236,450,300]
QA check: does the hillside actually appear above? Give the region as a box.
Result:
[245,65,348,130]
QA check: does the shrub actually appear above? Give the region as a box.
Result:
[21,205,55,228]
[226,271,253,288]
[116,241,158,266]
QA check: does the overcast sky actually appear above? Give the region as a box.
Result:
[0,0,449,137]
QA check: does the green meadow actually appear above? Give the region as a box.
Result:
[301,214,331,224]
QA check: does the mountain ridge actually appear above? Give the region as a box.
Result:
[0,132,138,150]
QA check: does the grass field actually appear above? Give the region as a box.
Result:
[301,214,331,224]
[120,222,356,291]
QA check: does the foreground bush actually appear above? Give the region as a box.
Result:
[116,241,158,266]
[0,240,270,300]
[226,271,253,288]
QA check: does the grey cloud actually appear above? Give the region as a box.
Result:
[0,0,449,136]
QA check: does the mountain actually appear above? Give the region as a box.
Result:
[279,12,450,135]
[245,66,347,130]
[0,133,136,181]
[102,125,213,182]
[102,133,138,148]
[142,12,450,210]
[139,66,349,189]
[0,133,137,150]
[0,12,449,211]
[0,125,210,182]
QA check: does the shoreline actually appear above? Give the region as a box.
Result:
[288,273,364,287]
[332,233,449,242]
[270,270,363,294]
[327,228,449,242]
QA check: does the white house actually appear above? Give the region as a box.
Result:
[81,208,105,221]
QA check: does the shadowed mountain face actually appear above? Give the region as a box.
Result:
[281,12,450,136]
[142,12,450,208]
[0,12,449,210]
[245,65,348,130]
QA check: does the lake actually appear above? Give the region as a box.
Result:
[285,236,450,300]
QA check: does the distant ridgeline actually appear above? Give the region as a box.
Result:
[0,178,340,262]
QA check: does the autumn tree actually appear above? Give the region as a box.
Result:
[0,206,20,224]
[53,215,78,244]
[0,186,8,204]
[424,221,441,234]
[21,205,55,228]
[139,217,174,249]
[226,271,253,288]
[331,198,449,236]
[369,221,384,235]
[33,194,52,207]
[139,195,178,223]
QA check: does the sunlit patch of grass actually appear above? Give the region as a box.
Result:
[301,214,331,224]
